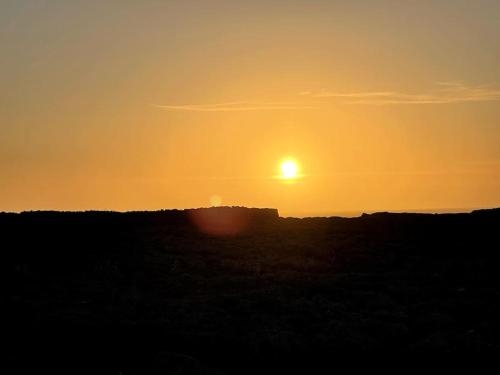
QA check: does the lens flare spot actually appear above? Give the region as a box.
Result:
[210,195,222,207]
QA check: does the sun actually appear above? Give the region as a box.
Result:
[281,159,299,179]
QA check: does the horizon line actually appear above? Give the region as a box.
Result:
[2,205,499,219]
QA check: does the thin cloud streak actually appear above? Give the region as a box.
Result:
[152,101,315,111]
[301,82,500,105]
[153,82,500,112]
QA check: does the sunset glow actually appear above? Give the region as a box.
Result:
[5,2,500,366]
[1,1,499,216]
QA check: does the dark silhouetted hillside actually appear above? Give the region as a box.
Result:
[4,207,500,373]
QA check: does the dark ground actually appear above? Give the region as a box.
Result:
[4,207,500,373]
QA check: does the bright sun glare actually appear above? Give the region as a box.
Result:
[281,160,299,179]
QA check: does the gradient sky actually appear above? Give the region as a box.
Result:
[1,0,500,216]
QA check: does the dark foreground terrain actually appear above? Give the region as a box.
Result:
[4,207,500,373]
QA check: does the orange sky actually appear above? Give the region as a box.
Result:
[1,1,500,216]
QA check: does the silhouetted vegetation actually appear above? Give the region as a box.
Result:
[5,207,500,373]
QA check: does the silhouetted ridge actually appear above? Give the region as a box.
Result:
[471,207,500,216]
[2,207,279,231]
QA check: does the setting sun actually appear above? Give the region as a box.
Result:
[281,160,299,179]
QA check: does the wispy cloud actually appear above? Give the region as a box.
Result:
[154,82,500,112]
[152,101,314,112]
[300,82,500,105]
